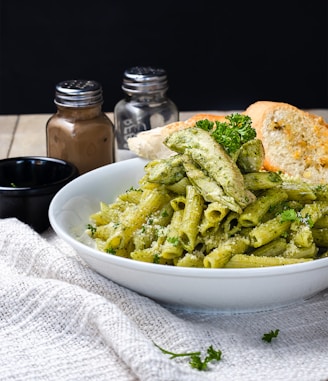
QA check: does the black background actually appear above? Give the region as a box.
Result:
[0,1,327,114]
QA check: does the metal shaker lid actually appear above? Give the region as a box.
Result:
[54,79,103,107]
[122,66,168,94]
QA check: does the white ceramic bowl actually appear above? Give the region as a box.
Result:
[49,158,328,313]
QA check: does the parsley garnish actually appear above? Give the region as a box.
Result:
[154,342,222,371]
[280,209,314,227]
[262,329,280,343]
[127,186,141,192]
[161,209,169,218]
[106,247,116,255]
[167,236,180,246]
[195,113,256,155]
[153,253,160,264]
[280,209,298,222]
[87,224,96,236]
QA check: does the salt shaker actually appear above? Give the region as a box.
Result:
[114,66,179,161]
[46,79,115,174]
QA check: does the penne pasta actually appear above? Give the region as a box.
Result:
[225,254,313,268]
[236,139,265,173]
[243,171,282,191]
[249,216,291,248]
[179,185,204,252]
[86,122,328,268]
[204,235,249,268]
[239,188,288,227]
[250,238,287,257]
[165,176,191,195]
[161,209,184,259]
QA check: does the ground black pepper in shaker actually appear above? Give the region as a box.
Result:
[46,79,115,174]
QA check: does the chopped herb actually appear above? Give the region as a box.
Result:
[195,113,256,155]
[268,172,282,183]
[87,224,96,236]
[280,231,288,238]
[314,184,326,192]
[280,209,298,222]
[153,253,160,264]
[154,342,222,371]
[167,236,180,246]
[106,247,116,255]
[161,209,169,218]
[127,186,142,192]
[10,182,17,187]
[262,329,280,343]
[153,228,161,240]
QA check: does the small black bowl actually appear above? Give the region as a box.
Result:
[0,156,79,232]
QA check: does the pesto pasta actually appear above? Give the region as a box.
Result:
[86,117,328,268]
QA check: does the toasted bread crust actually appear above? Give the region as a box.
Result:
[245,101,328,183]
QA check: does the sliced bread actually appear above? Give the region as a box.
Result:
[244,101,328,184]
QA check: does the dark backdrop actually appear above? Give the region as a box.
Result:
[0,1,327,114]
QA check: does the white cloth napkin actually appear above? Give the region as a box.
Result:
[0,218,328,381]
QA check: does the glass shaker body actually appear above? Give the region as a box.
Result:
[114,67,178,161]
[46,80,115,174]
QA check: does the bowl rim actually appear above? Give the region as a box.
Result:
[0,156,79,192]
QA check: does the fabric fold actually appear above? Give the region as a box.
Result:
[0,218,328,381]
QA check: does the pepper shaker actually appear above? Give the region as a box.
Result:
[46,79,115,174]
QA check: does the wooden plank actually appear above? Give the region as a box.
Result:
[0,115,18,159]
[9,114,51,157]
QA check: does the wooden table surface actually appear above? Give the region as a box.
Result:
[1,109,328,160]
[0,111,216,160]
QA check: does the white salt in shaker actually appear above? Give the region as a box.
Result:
[114,66,179,161]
